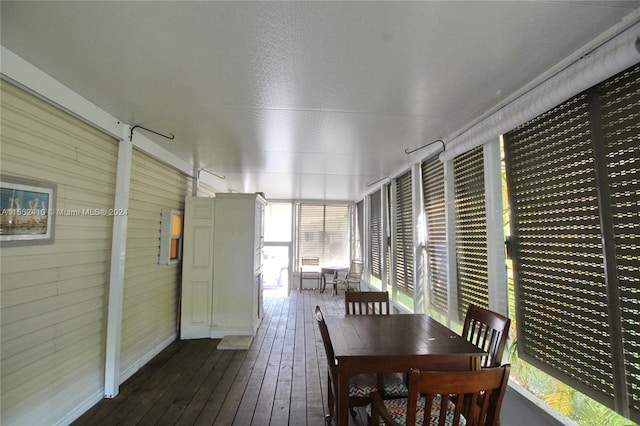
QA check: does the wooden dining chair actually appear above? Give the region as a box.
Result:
[343,291,407,407]
[462,305,511,368]
[345,291,391,315]
[368,364,510,426]
[314,305,405,423]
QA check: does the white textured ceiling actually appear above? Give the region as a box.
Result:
[2,1,639,200]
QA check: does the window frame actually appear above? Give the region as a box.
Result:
[159,208,183,265]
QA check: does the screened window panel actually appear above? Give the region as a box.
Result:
[370,190,382,279]
[299,204,349,266]
[323,205,349,266]
[504,92,615,407]
[598,64,640,416]
[395,171,414,297]
[421,157,447,314]
[299,204,325,259]
[454,146,489,321]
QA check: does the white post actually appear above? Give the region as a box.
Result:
[444,160,458,329]
[363,194,371,289]
[411,163,426,313]
[191,167,199,196]
[381,185,390,293]
[484,138,508,316]
[104,126,132,397]
[388,181,397,301]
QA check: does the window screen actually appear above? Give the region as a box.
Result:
[370,190,382,279]
[299,203,349,266]
[395,171,414,297]
[600,66,640,416]
[454,146,489,321]
[421,157,447,314]
[504,63,639,421]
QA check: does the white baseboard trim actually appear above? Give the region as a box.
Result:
[119,333,178,385]
[56,389,105,426]
[56,333,178,426]
[58,332,178,425]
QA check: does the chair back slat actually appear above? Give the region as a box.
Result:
[462,305,510,367]
[345,291,390,315]
[406,365,510,426]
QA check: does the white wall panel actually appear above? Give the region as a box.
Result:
[0,80,117,426]
[118,150,191,380]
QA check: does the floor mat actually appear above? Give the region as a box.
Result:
[217,335,253,350]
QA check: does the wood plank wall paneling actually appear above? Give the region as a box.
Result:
[1,80,225,425]
[0,80,118,425]
[197,181,218,197]
[119,150,192,378]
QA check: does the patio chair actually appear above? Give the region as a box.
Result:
[300,256,321,290]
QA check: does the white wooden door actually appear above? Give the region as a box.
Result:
[180,196,215,339]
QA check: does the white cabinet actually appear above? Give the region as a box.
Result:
[181,193,266,340]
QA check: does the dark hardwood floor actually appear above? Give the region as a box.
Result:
[73,288,367,425]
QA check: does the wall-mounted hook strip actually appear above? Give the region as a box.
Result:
[129,125,175,142]
[198,168,226,180]
[404,139,445,155]
[365,176,391,187]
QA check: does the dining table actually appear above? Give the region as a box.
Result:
[324,313,487,425]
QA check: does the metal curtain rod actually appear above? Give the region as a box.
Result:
[404,139,445,155]
[198,168,226,180]
[129,125,175,142]
[365,176,391,187]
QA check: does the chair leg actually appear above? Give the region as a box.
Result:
[327,371,335,417]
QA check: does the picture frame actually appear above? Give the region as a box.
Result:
[0,175,56,246]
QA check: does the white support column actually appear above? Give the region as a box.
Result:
[484,138,508,316]
[411,163,426,313]
[104,126,132,398]
[381,185,390,293]
[444,160,458,329]
[191,167,199,196]
[363,194,371,288]
[388,181,398,301]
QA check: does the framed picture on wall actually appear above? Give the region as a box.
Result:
[0,175,56,246]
